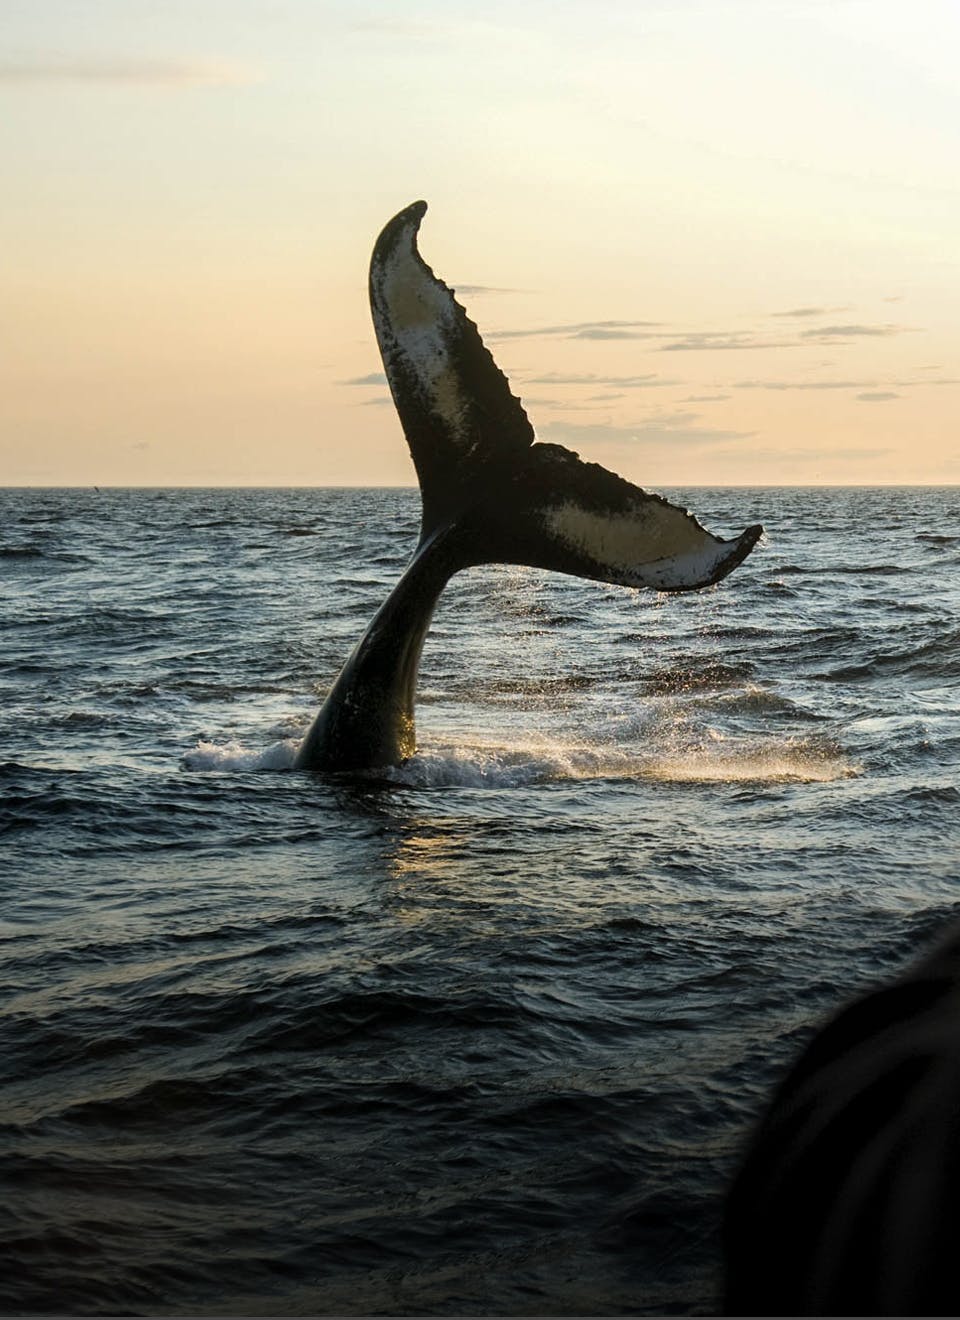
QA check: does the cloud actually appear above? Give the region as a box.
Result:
[799,323,912,341]
[683,393,731,402]
[573,326,661,340]
[493,315,919,355]
[361,396,391,407]
[523,397,615,411]
[660,332,792,352]
[522,372,677,388]
[339,372,388,386]
[770,305,850,318]
[856,391,899,402]
[735,378,880,391]
[0,57,260,86]
[543,418,754,451]
[489,320,661,341]
[735,376,959,391]
[642,410,702,429]
[454,285,523,297]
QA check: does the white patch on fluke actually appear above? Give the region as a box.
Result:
[543,499,730,588]
[373,219,471,444]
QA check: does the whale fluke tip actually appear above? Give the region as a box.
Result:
[370,201,429,270]
[398,199,427,226]
[718,522,764,583]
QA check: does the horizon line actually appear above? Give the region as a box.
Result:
[3,481,959,492]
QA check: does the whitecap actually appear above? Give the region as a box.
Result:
[182,738,299,772]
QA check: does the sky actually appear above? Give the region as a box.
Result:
[2,0,958,486]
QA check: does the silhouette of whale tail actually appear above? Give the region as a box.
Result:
[370,200,762,591]
[294,201,761,771]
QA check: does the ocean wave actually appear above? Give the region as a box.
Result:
[0,545,47,559]
[642,660,754,695]
[774,562,904,576]
[904,784,960,804]
[816,628,960,681]
[427,673,598,706]
[49,709,114,729]
[699,685,825,720]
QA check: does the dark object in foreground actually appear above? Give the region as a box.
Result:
[296,201,762,772]
[724,921,960,1316]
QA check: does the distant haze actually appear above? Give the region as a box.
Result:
[2,0,958,486]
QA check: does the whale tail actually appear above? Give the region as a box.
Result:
[295,203,761,771]
[369,200,762,591]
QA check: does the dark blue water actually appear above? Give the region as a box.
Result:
[2,486,959,1315]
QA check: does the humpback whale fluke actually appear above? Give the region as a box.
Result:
[295,201,762,772]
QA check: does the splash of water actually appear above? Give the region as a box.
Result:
[183,729,856,787]
[182,738,299,772]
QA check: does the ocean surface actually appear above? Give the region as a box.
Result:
[2,484,959,1316]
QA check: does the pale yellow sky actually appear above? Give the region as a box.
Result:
[2,0,958,486]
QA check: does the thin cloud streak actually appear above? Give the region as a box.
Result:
[660,334,794,352]
[454,285,524,296]
[770,305,851,318]
[0,57,261,86]
[489,320,662,341]
[496,324,794,351]
[493,315,920,356]
[799,323,911,340]
[735,376,958,391]
[522,372,678,388]
[736,378,882,391]
[544,419,754,451]
[573,327,659,340]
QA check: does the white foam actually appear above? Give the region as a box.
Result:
[182,738,299,772]
[181,723,856,787]
[385,731,857,789]
[383,738,636,789]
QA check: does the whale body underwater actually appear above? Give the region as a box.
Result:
[295,201,763,773]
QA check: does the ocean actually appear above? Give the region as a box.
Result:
[2,484,959,1315]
